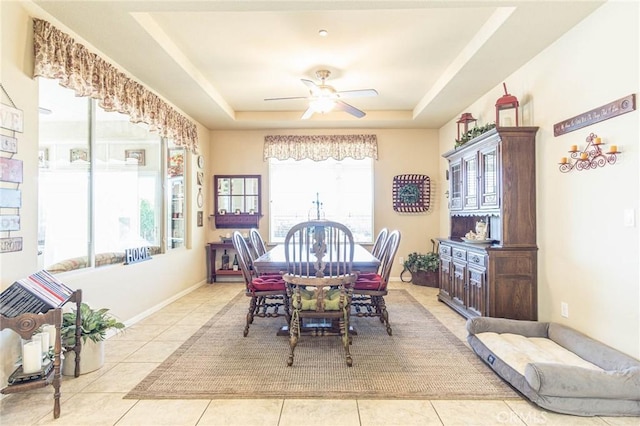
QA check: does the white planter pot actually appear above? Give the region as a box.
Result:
[62,339,105,376]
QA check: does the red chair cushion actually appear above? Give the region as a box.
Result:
[250,276,285,291]
[259,273,284,279]
[354,274,386,290]
[357,273,380,280]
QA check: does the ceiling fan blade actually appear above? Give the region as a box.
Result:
[334,100,366,118]
[264,96,308,101]
[301,79,321,96]
[336,89,378,98]
[301,107,315,120]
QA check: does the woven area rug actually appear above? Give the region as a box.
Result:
[126,289,518,400]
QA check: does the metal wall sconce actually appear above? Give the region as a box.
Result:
[559,132,620,173]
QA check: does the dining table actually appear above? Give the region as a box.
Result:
[253,243,380,336]
[253,243,380,276]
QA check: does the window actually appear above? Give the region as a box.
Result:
[38,78,171,271]
[38,79,91,268]
[94,107,162,255]
[268,158,373,243]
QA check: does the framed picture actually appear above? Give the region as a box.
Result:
[70,148,89,163]
[125,149,145,165]
[197,211,203,227]
[196,171,204,186]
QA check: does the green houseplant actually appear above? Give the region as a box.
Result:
[60,303,124,376]
[403,252,440,287]
[61,303,125,346]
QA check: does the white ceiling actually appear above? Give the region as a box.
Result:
[32,0,604,131]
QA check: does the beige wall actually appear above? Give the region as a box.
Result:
[209,128,441,278]
[0,1,211,386]
[439,2,639,357]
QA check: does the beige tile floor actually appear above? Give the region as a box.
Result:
[1,282,638,426]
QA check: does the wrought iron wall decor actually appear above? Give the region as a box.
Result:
[558,132,620,173]
[393,174,430,213]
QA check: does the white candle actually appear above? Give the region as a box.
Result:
[36,332,50,354]
[44,324,57,348]
[22,340,42,374]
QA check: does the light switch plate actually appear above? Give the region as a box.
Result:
[623,209,635,227]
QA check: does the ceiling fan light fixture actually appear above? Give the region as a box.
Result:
[310,98,335,113]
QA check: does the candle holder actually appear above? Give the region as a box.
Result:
[559,132,620,173]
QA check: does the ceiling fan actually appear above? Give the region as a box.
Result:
[264,70,378,119]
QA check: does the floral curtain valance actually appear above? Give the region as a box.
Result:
[263,134,378,161]
[32,19,198,153]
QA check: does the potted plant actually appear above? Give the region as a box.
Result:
[60,303,125,376]
[403,252,440,287]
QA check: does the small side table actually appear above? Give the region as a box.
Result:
[0,309,63,419]
[206,241,251,282]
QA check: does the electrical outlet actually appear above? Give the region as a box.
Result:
[561,302,569,318]
[399,256,404,265]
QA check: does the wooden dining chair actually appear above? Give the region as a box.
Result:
[371,228,388,259]
[352,229,401,336]
[282,220,357,367]
[249,228,267,259]
[232,231,289,337]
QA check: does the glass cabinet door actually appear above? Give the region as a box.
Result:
[462,154,478,210]
[479,145,499,210]
[449,161,463,211]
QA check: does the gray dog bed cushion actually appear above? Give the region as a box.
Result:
[466,317,640,417]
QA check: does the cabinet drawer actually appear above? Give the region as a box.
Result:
[452,248,466,261]
[467,251,486,267]
[439,244,452,257]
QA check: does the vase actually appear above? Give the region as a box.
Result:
[62,339,104,376]
[411,270,439,288]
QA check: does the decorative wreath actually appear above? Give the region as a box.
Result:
[393,174,430,213]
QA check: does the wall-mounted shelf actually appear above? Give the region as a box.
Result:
[213,175,261,228]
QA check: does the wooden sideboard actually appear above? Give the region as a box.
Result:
[439,127,538,321]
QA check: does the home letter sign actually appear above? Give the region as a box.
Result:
[124,246,151,265]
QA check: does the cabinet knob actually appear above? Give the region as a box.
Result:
[471,255,480,263]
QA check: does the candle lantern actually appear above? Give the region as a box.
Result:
[456,113,477,140]
[495,82,519,127]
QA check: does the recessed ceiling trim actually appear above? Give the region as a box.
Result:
[235,110,413,122]
[413,6,516,119]
[131,12,236,120]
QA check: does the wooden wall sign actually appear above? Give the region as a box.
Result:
[0,157,23,183]
[0,237,23,253]
[0,215,20,231]
[0,188,21,208]
[554,94,636,136]
[0,135,18,153]
[0,104,24,132]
